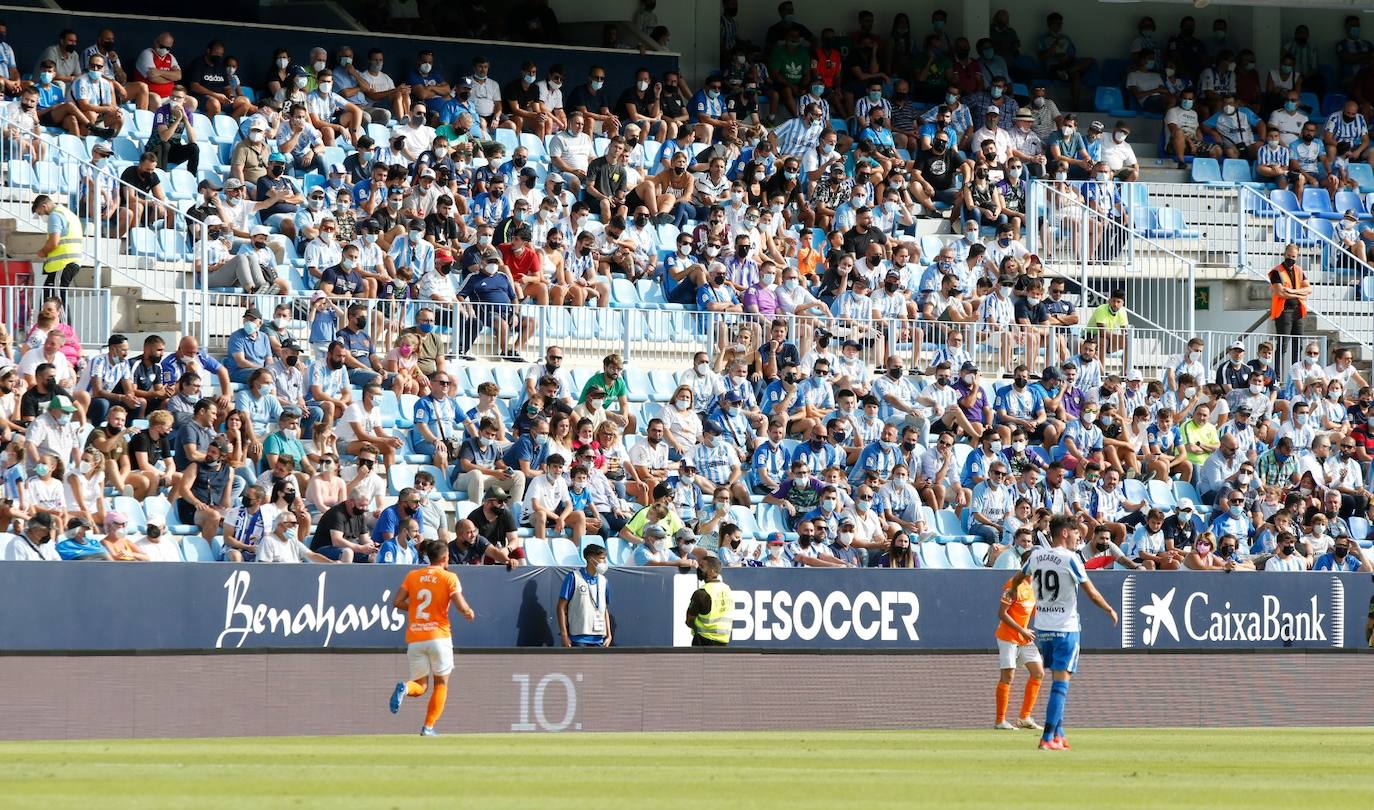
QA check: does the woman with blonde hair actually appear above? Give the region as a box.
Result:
[660,385,702,457]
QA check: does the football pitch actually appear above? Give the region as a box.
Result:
[0,728,1369,808]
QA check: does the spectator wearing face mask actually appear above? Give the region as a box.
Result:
[1314,537,1372,572]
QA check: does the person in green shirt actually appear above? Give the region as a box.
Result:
[578,352,635,433]
[1084,288,1128,356]
[769,26,811,118]
[1178,401,1219,467]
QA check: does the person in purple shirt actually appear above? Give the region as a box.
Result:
[762,460,824,529]
[952,361,993,436]
[742,262,781,318]
[724,234,759,292]
[1058,361,1086,422]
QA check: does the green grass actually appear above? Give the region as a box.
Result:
[0,729,1370,808]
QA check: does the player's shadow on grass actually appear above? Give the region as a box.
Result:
[517,578,555,647]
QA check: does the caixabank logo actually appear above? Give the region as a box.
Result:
[1120,575,1346,649]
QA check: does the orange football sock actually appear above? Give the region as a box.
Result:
[424,681,448,729]
[406,679,427,697]
[995,682,1011,724]
[1020,678,1042,719]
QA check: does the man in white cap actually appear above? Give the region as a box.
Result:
[197,215,277,293]
[235,225,289,294]
[1215,340,1251,392]
[1008,108,1046,177]
[80,140,127,234]
[971,106,1012,164]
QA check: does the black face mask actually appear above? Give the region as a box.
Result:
[284,354,299,367]
[1281,544,1296,555]
[269,165,285,178]
[1333,546,1349,558]
[887,367,903,379]
[1014,378,1027,389]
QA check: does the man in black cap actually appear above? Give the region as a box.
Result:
[9,512,60,561]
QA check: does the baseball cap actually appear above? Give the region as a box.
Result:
[673,527,695,544]
[485,485,511,502]
[985,105,1001,115]
[268,151,287,163]
[766,532,786,545]
[225,177,246,190]
[419,167,436,179]
[91,140,114,155]
[959,361,979,373]
[243,306,263,320]
[1177,498,1195,513]
[280,337,301,352]
[249,224,270,237]
[842,338,862,349]
[723,390,743,404]
[198,178,221,191]
[328,163,346,175]
[644,524,669,540]
[703,421,724,435]
[1235,404,1253,415]
[202,214,223,226]
[435,247,454,264]
[1088,120,1105,132]
[456,76,474,88]
[1229,340,1245,351]
[48,394,77,412]
[1126,369,1143,382]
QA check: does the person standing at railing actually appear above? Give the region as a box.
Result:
[29,195,82,295]
[1269,243,1311,369]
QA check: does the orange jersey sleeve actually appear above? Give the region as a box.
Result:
[994,577,1036,644]
[403,566,460,643]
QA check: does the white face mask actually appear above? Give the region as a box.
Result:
[695,362,709,376]
[1183,386,1197,399]
[594,561,609,575]
[1113,131,1127,143]
[675,397,691,410]
[768,545,783,557]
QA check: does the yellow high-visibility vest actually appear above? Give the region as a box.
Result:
[42,204,83,276]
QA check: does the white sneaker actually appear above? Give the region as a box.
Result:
[994,720,1018,730]
[1017,716,1043,730]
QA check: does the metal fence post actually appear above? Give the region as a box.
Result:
[1237,188,1248,275]
[621,308,631,363]
[198,221,210,346]
[1186,261,1197,336]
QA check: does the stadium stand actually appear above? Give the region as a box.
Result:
[0,5,1370,577]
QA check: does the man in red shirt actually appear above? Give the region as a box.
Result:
[497,226,549,306]
[131,31,185,111]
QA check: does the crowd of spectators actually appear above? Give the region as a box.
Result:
[0,12,1372,573]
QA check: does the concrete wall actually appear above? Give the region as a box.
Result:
[1,650,1367,739]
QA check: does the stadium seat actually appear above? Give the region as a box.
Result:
[33,161,61,194]
[1275,216,1319,246]
[1349,516,1370,546]
[1346,161,1374,193]
[1334,190,1368,218]
[1301,189,1343,220]
[1144,207,1201,239]
[969,541,991,567]
[1267,189,1309,218]
[1321,92,1347,117]
[1220,159,1254,185]
[550,537,580,566]
[609,278,642,308]
[607,536,633,566]
[524,537,556,566]
[54,133,89,163]
[128,109,154,140]
[1093,86,1130,118]
[1298,91,1319,114]
[181,536,214,562]
[918,541,948,568]
[944,542,977,569]
[1171,480,1209,517]
[1189,158,1222,184]
[211,114,239,145]
[729,505,763,539]
[5,160,36,190]
[1146,480,1177,512]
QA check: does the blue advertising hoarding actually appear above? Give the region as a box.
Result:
[0,563,1367,652]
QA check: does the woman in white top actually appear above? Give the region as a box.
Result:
[547,412,577,464]
[660,384,702,456]
[63,446,106,529]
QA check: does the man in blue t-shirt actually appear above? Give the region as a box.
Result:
[225,306,273,383]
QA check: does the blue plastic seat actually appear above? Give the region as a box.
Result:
[1301,188,1343,220]
[157,229,190,261]
[1268,189,1309,218]
[1275,216,1319,246]
[1321,92,1348,117]
[945,543,977,569]
[166,168,197,201]
[1144,206,1201,239]
[1334,190,1368,218]
[919,541,949,568]
[1190,157,1222,184]
[5,160,36,190]
[1093,86,1130,117]
[518,132,547,161]
[1299,91,1320,114]
[33,161,61,194]
[211,114,239,145]
[1220,159,1253,184]
[1346,162,1374,193]
[609,278,642,308]
[524,537,556,566]
[128,109,154,140]
[180,536,214,561]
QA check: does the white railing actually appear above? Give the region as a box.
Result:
[1025,180,1198,339]
[1120,181,1243,269]
[1,285,111,351]
[0,104,209,327]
